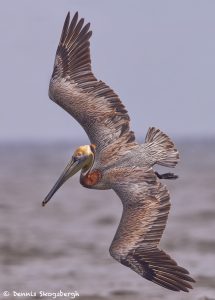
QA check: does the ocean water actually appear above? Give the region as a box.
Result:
[0,140,215,300]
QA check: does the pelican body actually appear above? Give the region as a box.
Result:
[43,12,195,292]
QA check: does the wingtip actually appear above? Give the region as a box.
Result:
[65,11,70,22]
[65,11,79,24]
[189,277,196,283]
[73,11,79,24]
[88,30,93,39]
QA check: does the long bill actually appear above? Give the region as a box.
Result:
[42,158,83,207]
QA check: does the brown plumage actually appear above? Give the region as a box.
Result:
[43,12,195,292]
[49,11,135,153]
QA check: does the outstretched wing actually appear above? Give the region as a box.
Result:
[109,167,195,292]
[49,12,135,152]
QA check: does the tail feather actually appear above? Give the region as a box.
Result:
[145,127,179,168]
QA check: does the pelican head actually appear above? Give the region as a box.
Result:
[42,144,95,206]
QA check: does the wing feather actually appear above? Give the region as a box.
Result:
[49,12,135,151]
[109,167,195,292]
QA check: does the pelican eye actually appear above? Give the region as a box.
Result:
[73,152,83,162]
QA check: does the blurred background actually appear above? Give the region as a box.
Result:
[0,0,215,299]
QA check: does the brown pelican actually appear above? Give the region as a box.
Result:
[42,12,195,292]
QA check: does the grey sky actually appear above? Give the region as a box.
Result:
[0,0,214,142]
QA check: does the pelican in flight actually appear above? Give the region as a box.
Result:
[42,12,195,292]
